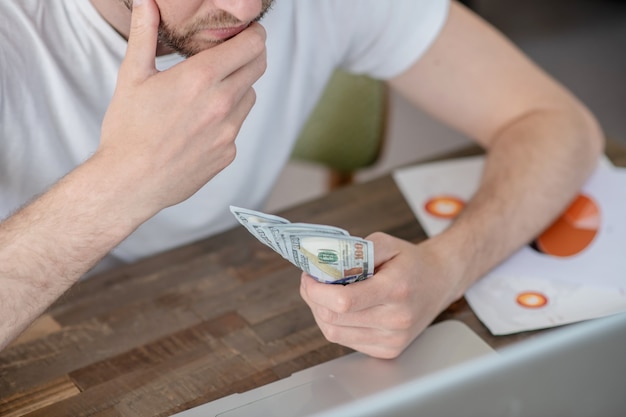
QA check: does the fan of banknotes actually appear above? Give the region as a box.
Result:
[230,206,374,284]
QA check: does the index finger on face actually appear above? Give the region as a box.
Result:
[187,22,267,81]
[120,0,160,83]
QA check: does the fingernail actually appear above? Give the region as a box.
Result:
[134,0,143,6]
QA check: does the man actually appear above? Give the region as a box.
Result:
[0,0,603,357]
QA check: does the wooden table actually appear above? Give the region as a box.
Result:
[2,142,625,417]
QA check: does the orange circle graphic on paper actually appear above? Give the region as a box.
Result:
[424,196,465,219]
[516,292,548,309]
[534,194,600,257]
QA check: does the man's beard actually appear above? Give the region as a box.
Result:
[121,0,274,57]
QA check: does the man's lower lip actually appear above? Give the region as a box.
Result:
[202,24,249,40]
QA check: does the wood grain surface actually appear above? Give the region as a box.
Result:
[1,143,624,417]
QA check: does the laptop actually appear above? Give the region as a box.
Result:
[172,312,626,417]
[172,319,495,417]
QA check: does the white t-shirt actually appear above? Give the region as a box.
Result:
[0,0,449,266]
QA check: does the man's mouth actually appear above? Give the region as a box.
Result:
[201,23,250,41]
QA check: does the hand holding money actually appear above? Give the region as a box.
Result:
[230,206,374,284]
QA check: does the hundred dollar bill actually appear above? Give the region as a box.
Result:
[288,234,374,284]
[230,205,374,284]
[266,223,349,264]
[229,206,289,254]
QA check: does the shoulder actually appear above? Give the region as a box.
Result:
[270,0,450,79]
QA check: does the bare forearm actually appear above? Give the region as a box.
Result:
[386,2,606,299]
[0,2,266,350]
[437,106,604,296]
[0,156,147,349]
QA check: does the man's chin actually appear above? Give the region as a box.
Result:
[180,41,223,58]
[158,34,223,58]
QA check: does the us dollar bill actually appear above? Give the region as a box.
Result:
[229,206,290,254]
[288,233,374,284]
[267,223,349,263]
[230,206,374,284]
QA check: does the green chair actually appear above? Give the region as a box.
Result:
[291,69,388,189]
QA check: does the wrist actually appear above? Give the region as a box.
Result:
[423,229,480,302]
[84,149,161,225]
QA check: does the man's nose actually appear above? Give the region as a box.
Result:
[212,0,262,23]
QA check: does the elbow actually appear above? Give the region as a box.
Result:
[575,101,605,163]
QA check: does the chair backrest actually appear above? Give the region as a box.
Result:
[291,69,388,188]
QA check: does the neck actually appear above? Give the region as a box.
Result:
[89,0,175,56]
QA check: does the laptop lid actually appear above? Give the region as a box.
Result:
[312,311,626,417]
[172,320,495,417]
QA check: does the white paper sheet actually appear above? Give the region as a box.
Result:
[393,155,626,334]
